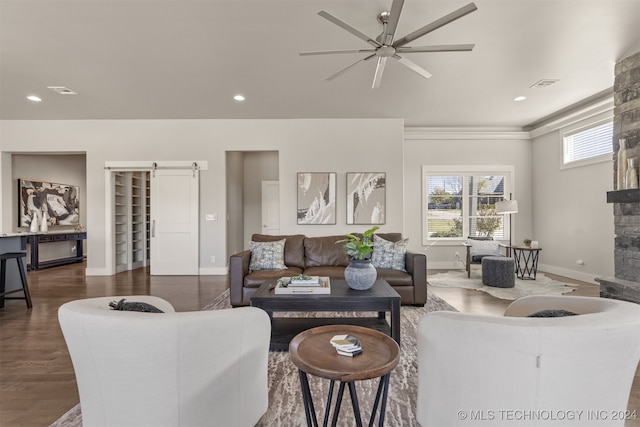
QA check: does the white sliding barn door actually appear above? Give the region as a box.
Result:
[150,169,199,275]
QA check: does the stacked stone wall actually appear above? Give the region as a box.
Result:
[612,51,640,291]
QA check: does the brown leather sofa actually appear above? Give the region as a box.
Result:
[229,233,427,306]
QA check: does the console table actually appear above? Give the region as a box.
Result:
[27,232,87,271]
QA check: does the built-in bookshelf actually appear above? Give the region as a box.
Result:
[114,171,150,273]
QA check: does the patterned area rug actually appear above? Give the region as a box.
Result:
[428,268,579,300]
[50,289,456,427]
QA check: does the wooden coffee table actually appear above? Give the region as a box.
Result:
[250,279,401,351]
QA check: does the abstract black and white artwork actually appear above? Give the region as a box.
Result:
[297,172,336,224]
[19,179,80,227]
[346,172,386,225]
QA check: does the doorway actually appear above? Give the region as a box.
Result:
[226,151,279,257]
[105,161,203,276]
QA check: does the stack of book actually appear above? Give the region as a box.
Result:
[274,275,331,294]
[290,275,321,286]
[330,334,363,357]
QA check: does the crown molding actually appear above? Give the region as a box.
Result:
[527,94,614,139]
[404,127,531,141]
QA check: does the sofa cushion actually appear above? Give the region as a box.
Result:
[304,235,350,267]
[376,232,403,243]
[252,234,306,269]
[244,267,304,288]
[375,268,414,286]
[372,234,407,271]
[466,239,502,259]
[303,266,346,279]
[249,239,287,271]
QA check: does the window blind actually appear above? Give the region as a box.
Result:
[564,121,613,163]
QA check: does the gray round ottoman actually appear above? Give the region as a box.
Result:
[481,256,515,288]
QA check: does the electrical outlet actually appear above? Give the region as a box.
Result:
[210,256,216,263]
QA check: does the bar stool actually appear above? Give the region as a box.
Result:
[0,252,32,308]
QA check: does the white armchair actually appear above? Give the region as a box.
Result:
[417,295,640,426]
[58,295,271,427]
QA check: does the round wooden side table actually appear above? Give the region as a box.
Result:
[289,324,400,427]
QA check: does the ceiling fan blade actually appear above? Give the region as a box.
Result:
[317,11,382,48]
[396,44,475,53]
[326,54,377,81]
[393,54,432,79]
[300,48,376,56]
[372,57,388,88]
[393,2,477,48]
[381,0,405,45]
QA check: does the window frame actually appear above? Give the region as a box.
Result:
[422,165,515,245]
[560,112,613,170]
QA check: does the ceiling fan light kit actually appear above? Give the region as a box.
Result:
[300,1,477,88]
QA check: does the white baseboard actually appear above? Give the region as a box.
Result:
[85,268,112,276]
[537,263,600,284]
[428,261,600,285]
[86,267,229,276]
[199,267,228,275]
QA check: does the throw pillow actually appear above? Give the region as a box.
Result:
[527,309,579,318]
[109,299,164,313]
[372,235,407,271]
[249,238,287,271]
[467,239,502,257]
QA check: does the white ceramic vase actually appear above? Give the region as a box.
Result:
[618,138,628,190]
[40,211,49,232]
[29,212,39,232]
[627,158,639,189]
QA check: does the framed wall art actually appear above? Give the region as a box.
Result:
[18,179,80,228]
[346,172,386,225]
[297,172,336,224]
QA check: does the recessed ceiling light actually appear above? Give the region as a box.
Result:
[233,94,245,101]
[27,95,42,102]
[514,96,527,102]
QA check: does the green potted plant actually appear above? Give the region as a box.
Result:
[337,225,380,260]
[523,238,532,247]
[337,226,380,290]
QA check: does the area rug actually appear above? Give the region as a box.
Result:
[50,289,456,427]
[428,268,578,300]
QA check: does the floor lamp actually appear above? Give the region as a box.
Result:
[495,198,518,254]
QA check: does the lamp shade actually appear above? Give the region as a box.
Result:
[495,199,518,215]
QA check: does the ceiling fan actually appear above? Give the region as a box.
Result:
[300,1,477,88]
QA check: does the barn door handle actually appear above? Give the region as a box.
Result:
[152,220,156,238]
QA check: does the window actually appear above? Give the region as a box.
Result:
[562,119,613,167]
[422,166,514,244]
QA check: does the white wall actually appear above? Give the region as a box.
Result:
[225,151,244,258]
[0,119,404,275]
[403,129,533,269]
[531,127,614,283]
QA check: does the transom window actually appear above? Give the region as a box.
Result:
[422,166,514,244]
[562,118,613,167]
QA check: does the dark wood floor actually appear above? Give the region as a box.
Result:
[0,263,638,426]
[0,263,227,427]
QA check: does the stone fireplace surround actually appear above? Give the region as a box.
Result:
[596,51,640,303]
